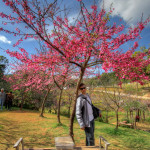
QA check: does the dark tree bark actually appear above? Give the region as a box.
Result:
[40,86,51,117]
[115,109,119,129]
[69,67,86,141]
[57,88,64,124]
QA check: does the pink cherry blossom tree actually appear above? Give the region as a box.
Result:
[5,47,75,121]
[1,0,150,139]
[53,64,76,124]
[5,60,55,115]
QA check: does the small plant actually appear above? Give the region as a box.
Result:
[60,109,70,118]
[97,116,105,122]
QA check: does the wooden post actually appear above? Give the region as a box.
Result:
[99,136,110,150]
[13,138,24,150]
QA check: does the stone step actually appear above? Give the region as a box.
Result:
[75,146,101,150]
[55,136,75,150]
[24,147,100,150]
[24,148,55,150]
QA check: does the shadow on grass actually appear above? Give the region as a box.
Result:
[0,117,55,149]
[52,123,67,129]
[102,127,130,136]
[0,118,22,149]
[100,126,150,149]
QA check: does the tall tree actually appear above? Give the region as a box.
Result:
[1,0,150,139]
[0,56,8,77]
[0,56,9,89]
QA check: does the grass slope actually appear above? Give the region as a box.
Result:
[0,110,150,150]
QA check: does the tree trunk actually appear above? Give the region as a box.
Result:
[115,110,119,129]
[134,110,137,128]
[131,111,134,128]
[68,106,71,118]
[106,109,108,123]
[40,88,51,117]
[143,111,145,121]
[54,108,57,114]
[20,92,24,110]
[127,110,129,121]
[69,68,85,141]
[137,109,140,122]
[130,110,132,122]
[68,97,71,118]
[57,88,64,124]
[139,110,142,121]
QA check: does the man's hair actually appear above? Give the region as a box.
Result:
[79,83,85,89]
[1,88,4,91]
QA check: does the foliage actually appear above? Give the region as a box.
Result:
[0,56,9,90]
[0,56,8,75]
[1,0,150,137]
[145,116,150,123]
[133,46,150,77]
[84,72,119,86]
[1,0,150,85]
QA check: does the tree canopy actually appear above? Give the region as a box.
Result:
[1,0,150,138]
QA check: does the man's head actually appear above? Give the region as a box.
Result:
[1,88,4,93]
[79,83,86,94]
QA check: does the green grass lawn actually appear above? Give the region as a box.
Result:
[0,109,150,150]
[95,82,150,97]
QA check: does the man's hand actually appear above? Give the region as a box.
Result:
[81,127,85,130]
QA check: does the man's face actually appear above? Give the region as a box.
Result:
[80,85,86,94]
[1,89,4,93]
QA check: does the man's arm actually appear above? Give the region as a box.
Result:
[76,97,85,129]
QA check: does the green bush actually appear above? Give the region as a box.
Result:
[97,116,106,122]
[60,108,70,118]
[145,117,150,123]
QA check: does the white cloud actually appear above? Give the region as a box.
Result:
[68,14,79,25]
[26,38,37,42]
[100,0,150,25]
[0,35,11,44]
[46,25,54,34]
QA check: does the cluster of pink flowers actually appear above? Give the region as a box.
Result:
[1,0,150,92]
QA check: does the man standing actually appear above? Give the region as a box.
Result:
[8,92,14,110]
[76,83,101,146]
[0,88,6,110]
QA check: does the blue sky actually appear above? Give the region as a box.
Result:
[0,0,150,74]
